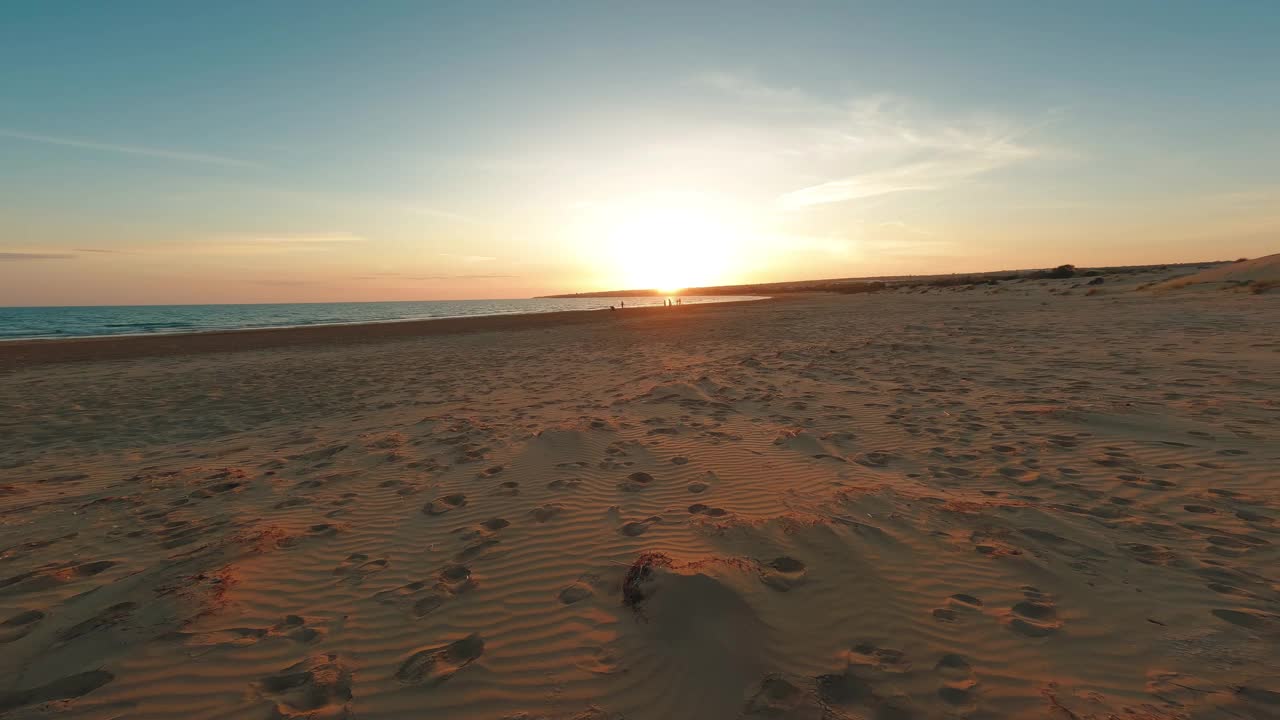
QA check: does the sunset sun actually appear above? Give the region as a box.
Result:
[599,199,744,292]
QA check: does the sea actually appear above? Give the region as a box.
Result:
[0,296,764,340]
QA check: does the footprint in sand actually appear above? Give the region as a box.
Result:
[530,503,565,522]
[396,634,484,686]
[168,614,324,648]
[932,593,983,622]
[491,481,520,497]
[815,670,876,708]
[57,601,137,643]
[547,478,583,490]
[576,645,623,675]
[1005,586,1062,637]
[1,560,117,595]
[0,671,115,714]
[619,471,655,492]
[423,494,468,515]
[759,556,807,592]
[439,564,476,593]
[969,530,1023,558]
[0,609,45,643]
[688,503,729,517]
[620,516,661,536]
[413,593,448,617]
[302,523,340,540]
[934,653,979,708]
[453,517,509,560]
[1123,543,1180,566]
[687,481,709,494]
[844,642,910,673]
[854,451,894,468]
[333,554,389,583]
[255,653,352,718]
[742,675,826,718]
[478,465,505,478]
[1211,608,1276,630]
[558,582,594,605]
[376,580,456,618]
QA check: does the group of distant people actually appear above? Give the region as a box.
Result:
[609,297,681,311]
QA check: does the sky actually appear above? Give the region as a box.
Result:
[1,1,1278,306]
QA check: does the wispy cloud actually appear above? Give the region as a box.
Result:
[73,247,130,254]
[352,272,517,281]
[185,233,365,256]
[0,251,75,261]
[404,205,487,225]
[240,234,363,245]
[689,71,816,111]
[437,253,496,263]
[781,104,1040,208]
[247,279,320,287]
[0,128,257,168]
[778,153,1024,210]
[693,74,1046,210]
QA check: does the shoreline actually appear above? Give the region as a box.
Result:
[0,296,771,367]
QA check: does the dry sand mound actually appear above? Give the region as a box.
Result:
[1152,252,1280,292]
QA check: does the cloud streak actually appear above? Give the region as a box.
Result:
[437,253,496,263]
[405,206,487,225]
[693,74,1046,210]
[0,128,257,168]
[778,152,1025,210]
[689,71,815,111]
[238,234,363,245]
[352,272,517,281]
[0,252,75,261]
[175,233,366,256]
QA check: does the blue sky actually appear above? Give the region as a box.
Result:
[2,1,1277,304]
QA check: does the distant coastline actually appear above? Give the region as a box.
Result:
[539,259,1231,298]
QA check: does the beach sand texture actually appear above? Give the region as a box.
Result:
[2,273,1278,719]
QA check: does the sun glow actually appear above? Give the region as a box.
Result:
[585,195,747,292]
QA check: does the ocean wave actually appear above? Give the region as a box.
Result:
[103,322,197,329]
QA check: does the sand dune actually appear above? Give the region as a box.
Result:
[1152,253,1280,293]
[1,274,1278,719]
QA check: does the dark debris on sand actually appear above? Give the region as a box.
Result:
[621,551,673,611]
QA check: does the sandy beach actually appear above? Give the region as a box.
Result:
[2,272,1278,719]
